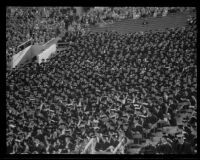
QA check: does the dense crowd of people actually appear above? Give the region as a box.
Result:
[6,14,197,154]
[6,7,195,59]
[6,7,75,68]
[6,7,196,70]
[80,7,195,26]
[6,7,197,154]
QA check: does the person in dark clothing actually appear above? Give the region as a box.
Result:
[100,134,110,151]
[139,144,156,154]
[110,135,119,148]
[95,136,107,151]
[173,135,194,154]
[168,107,177,126]
[156,136,173,154]
[125,128,134,140]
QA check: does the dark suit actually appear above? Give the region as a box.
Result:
[156,142,172,154]
[173,142,194,154]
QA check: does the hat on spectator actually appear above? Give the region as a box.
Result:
[162,131,168,137]
[65,133,72,139]
[93,119,99,124]
[110,114,116,119]
[117,119,123,125]
[100,114,108,120]
[176,133,185,138]
[93,126,100,131]
[103,133,109,138]
[89,131,96,138]
[122,121,129,127]
[79,121,86,128]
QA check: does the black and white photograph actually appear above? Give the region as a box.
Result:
[6,7,197,155]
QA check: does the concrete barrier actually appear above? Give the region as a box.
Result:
[10,37,61,68]
[37,43,57,64]
[11,45,32,68]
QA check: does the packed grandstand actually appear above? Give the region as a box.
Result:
[6,7,197,154]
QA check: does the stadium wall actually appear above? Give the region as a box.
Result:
[37,43,57,64]
[11,45,32,68]
[11,45,45,68]
[11,37,60,68]
[42,38,56,49]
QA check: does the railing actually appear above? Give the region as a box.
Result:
[81,137,125,154]
[16,38,32,53]
[57,42,70,49]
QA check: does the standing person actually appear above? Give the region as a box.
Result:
[173,134,194,154]
[156,135,173,154]
[64,16,70,31]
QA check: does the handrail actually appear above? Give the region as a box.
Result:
[17,38,32,49]
[42,38,55,47]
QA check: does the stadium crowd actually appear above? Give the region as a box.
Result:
[6,7,74,68]
[6,7,196,154]
[6,7,196,70]
[6,7,195,59]
[80,7,195,26]
[7,15,197,154]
